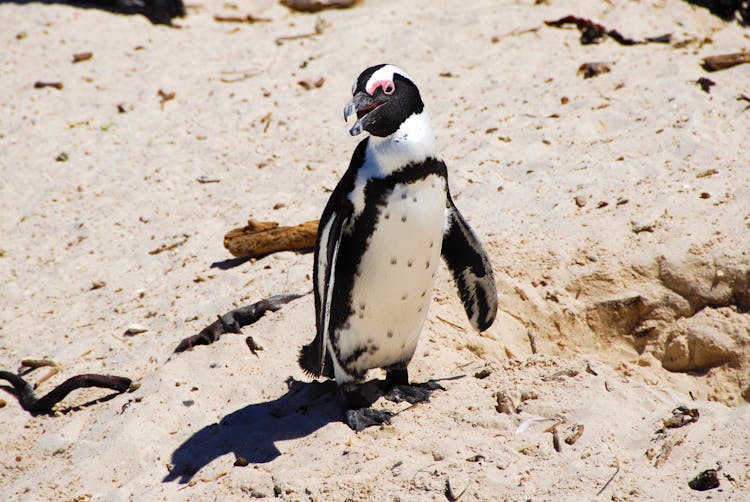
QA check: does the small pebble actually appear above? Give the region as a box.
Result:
[520,390,538,402]
[631,221,655,234]
[474,368,492,379]
[182,399,195,407]
[124,324,148,335]
[495,391,516,414]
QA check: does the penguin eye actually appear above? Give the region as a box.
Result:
[383,82,395,95]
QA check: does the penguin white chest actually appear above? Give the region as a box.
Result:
[340,174,446,372]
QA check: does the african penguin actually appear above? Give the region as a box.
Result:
[299,64,498,430]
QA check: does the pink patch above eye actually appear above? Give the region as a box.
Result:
[367,79,395,96]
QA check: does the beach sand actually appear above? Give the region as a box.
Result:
[1,0,749,499]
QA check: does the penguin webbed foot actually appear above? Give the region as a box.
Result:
[384,381,445,404]
[345,408,393,432]
[341,382,392,431]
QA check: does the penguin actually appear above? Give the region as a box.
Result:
[299,64,498,430]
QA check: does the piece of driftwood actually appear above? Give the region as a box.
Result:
[224,219,318,259]
[171,293,305,355]
[701,51,750,72]
[280,0,359,13]
[0,371,132,413]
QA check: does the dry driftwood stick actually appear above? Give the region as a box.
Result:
[0,371,132,413]
[224,219,318,259]
[171,293,306,355]
[701,51,750,72]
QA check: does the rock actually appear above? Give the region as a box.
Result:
[661,309,739,372]
[495,391,516,414]
[656,255,737,310]
[124,324,148,335]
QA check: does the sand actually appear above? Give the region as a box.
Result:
[1,0,749,500]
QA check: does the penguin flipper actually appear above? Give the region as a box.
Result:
[301,191,354,378]
[299,211,348,379]
[441,192,498,331]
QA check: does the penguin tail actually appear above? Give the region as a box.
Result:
[298,341,334,379]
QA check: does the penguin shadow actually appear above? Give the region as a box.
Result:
[163,377,343,484]
[162,374,464,484]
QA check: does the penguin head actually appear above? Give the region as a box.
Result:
[344,64,425,138]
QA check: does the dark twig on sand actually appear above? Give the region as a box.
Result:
[34,81,63,90]
[545,16,670,46]
[596,458,621,496]
[171,293,306,355]
[0,371,132,413]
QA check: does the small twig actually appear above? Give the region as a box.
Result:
[596,458,620,496]
[217,69,261,83]
[435,315,467,333]
[149,234,189,255]
[157,89,176,110]
[527,329,538,354]
[213,14,271,23]
[34,367,60,389]
[545,16,639,45]
[72,52,93,63]
[275,18,326,45]
[34,81,63,90]
[551,427,562,452]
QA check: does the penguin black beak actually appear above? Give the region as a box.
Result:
[344,91,384,136]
